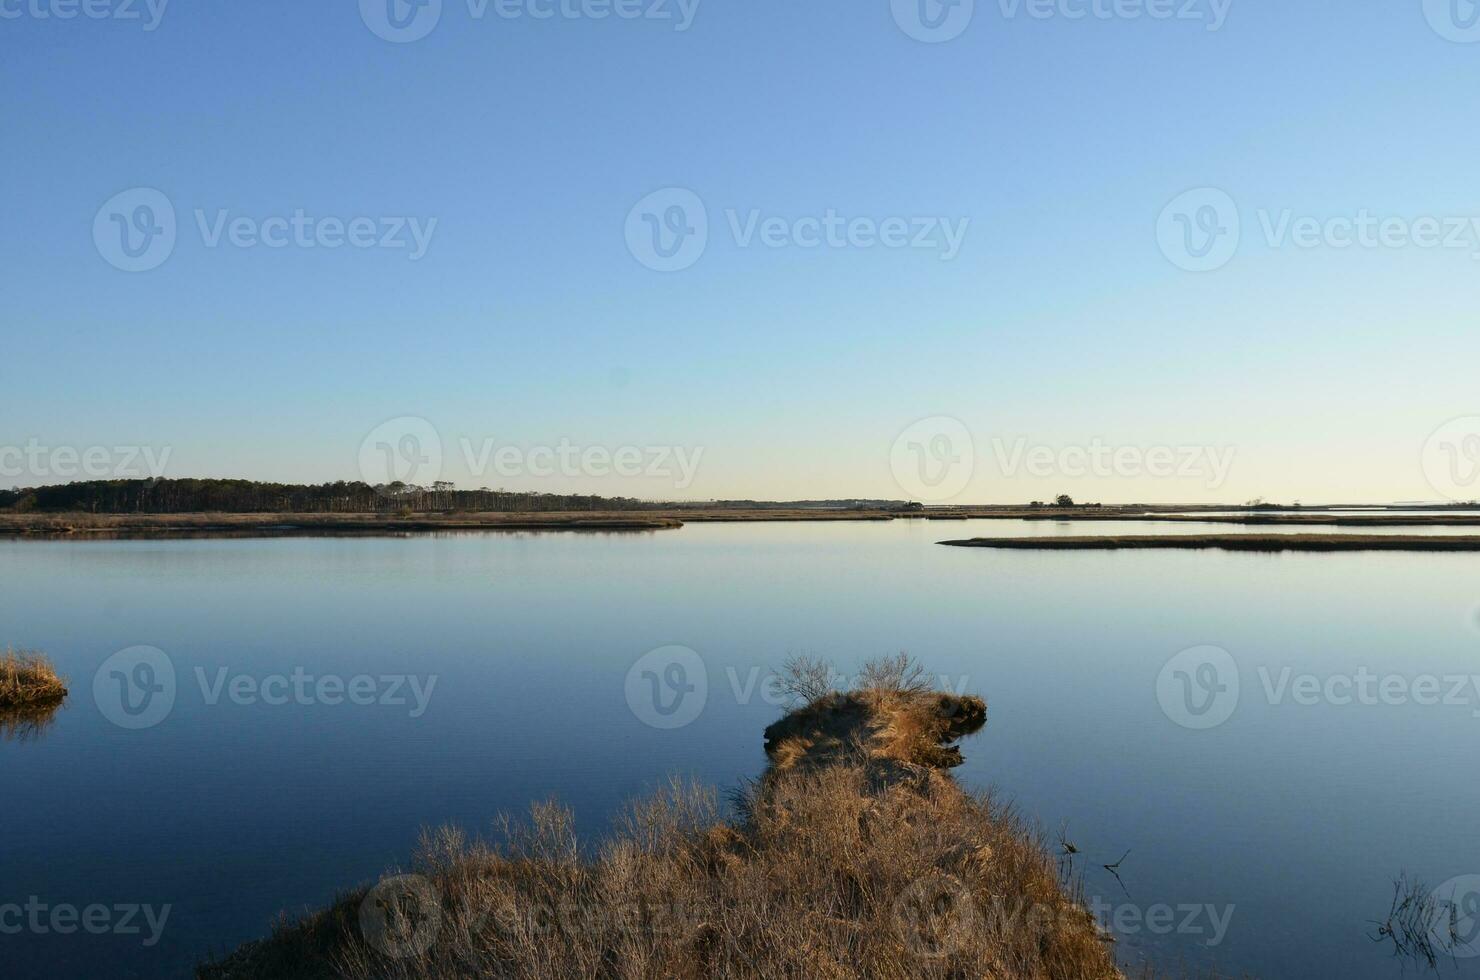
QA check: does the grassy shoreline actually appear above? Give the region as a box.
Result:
[939,533,1480,552]
[0,507,1148,539]
[9,505,1480,541]
[198,659,1120,979]
[0,649,68,709]
[1019,513,1480,526]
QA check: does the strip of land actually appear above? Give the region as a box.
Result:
[0,512,691,537]
[939,534,1480,552]
[1019,513,1480,526]
[8,505,1480,539]
[0,506,1126,538]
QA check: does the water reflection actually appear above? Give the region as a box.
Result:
[1369,872,1480,971]
[0,696,65,742]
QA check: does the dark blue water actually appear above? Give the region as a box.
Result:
[4,522,1480,978]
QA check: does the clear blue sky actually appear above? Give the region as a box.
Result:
[4,1,1480,503]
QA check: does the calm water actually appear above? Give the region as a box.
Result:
[4,522,1480,979]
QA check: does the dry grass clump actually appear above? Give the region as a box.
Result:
[763,653,986,774]
[200,658,1119,980]
[0,648,68,709]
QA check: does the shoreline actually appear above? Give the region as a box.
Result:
[197,662,1120,980]
[939,533,1480,552]
[7,505,1480,540]
[0,506,1150,539]
[1019,512,1480,526]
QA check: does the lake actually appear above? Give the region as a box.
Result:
[4,521,1480,978]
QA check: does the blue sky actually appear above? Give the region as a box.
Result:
[4,0,1480,503]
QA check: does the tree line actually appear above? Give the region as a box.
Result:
[0,479,665,514]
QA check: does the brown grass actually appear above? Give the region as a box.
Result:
[940,534,1480,552]
[199,660,1120,980]
[0,648,68,709]
[0,506,1178,539]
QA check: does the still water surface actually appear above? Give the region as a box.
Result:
[3,521,1480,978]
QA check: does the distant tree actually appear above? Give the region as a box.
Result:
[775,655,836,707]
[1054,494,1074,507]
[1028,500,1044,509]
[0,479,661,516]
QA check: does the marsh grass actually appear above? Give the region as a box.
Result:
[0,699,66,742]
[0,648,68,709]
[200,659,1122,980]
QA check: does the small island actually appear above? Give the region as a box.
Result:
[199,658,1118,979]
[0,648,68,710]
[0,648,69,741]
[939,534,1480,552]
